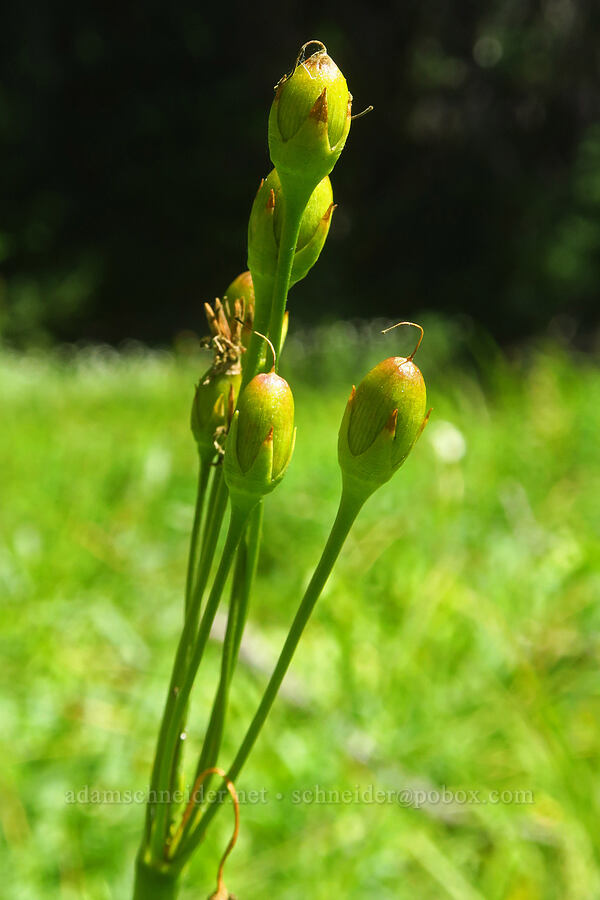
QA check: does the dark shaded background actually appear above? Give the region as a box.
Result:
[1,0,599,346]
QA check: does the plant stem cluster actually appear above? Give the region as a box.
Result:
[134,41,428,899]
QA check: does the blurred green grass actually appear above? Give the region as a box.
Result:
[1,321,599,899]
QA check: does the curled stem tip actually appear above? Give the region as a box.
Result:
[381,321,424,360]
[235,317,277,371]
[297,39,327,67]
[276,40,328,90]
[351,104,374,121]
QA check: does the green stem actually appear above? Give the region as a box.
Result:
[242,273,274,388]
[232,502,263,667]
[173,488,364,868]
[164,466,229,833]
[133,854,180,900]
[198,501,263,772]
[268,191,310,363]
[184,458,210,616]
[196,542,246,776]
[142,470,229,856]
[185,468,229,653]
[150,500,253,860]
[173,503,263,855]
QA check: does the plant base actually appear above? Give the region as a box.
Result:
[133,856,180,900]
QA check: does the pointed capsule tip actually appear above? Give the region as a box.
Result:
[324,202,337,223]
[418,408,433,439]
[274,78,286,101]
[385,408,399,435]
[310,87,328,124]
[227,384,236,421]
[213,395,225,417]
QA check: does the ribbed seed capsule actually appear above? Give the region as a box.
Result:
[248,169,334,287]
[236,373,294,476]
[276,49,348,146]
[223,270,254,308]
[338,356,428,499]
[268,42,352,198]
[222,271,255,352]
[225,371,296,509]
[191,367,241,463]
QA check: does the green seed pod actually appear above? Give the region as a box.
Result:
[338,356,428,500]
[223,270,254,308]
[248,169,334,288]
[268,41,352,200]
[191,366,242,463]
[222,271,255,352]
[224,371,296,510]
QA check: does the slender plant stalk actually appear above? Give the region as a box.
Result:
[197,501,263,772]
[133,853,179,900]
[171,503,263,855]
[241,272,275,387]
[232,502,263,667]
[187,467,229,634]
[184,459,210,616]
[149,501,253,861]
[142,467,228,845]
[163,464,231,835]
[172,487,364,868]
[268,190,310,363]
[165,458,209,836]
[196,542,247,776]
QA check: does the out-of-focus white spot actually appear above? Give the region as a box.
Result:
[142,445,171,488]
[428,420,467,463]
[346,729,377,765]
[473,35,503,68]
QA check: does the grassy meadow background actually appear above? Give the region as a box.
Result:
[1,319,599,898]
